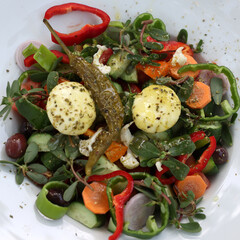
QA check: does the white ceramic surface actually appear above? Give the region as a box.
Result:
[1,0,240,240]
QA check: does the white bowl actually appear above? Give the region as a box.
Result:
[1,0,240,240]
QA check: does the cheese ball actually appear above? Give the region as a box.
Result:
[132,85,181,133]
[46,81,96,135]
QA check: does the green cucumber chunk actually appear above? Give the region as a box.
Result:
[28,133,52,152]
[67,201,105,228]
[92,155,120,175]
[107,50,131,79]
[202,157,219,175]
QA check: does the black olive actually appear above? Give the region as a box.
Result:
[46,188,70,207]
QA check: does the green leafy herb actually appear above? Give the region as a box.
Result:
[210,77,223,105]
[63,181,78,201]
[148,28,170,41]
[24,142,39,164]
[162,157,189,180]
[177,77,194,102]
[26,171,48,185]
[177,29,188,43]
[47,71,59,93]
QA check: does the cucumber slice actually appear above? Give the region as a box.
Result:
[67,201,105,228]
[107,50,131,79]
[28,133,52,152]
[92,155,120,175]
[202,157,219,175]
[120,67,138,83]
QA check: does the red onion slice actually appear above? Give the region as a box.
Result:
[124,193,155,230]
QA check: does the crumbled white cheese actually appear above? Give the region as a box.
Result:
[171,47,187,67]
[120,122,134,147]
[155,161,163,172]
[120,149,139,169]
[79,128,102,156]
[93,45,111,75]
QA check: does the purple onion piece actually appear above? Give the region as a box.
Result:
[124,193,155,230]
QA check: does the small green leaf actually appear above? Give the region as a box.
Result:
[177,29,188,43]
[26,171,48,185]
[134,185,157,201]
[144,42,164,50]
[221,123,233,147]
[51,148,68,162]
[162,157,189,180]
[28,163,48,173]
[0,105,12,119]
[15,168,24,185]
[210,77,223,105]
[178,77,194,102]
[24,142,39,164]
[144,176,153,187]
[27,88,44,93]
[168,135,196,156]
[10,80,21,97]
[65,136,80,161]
[148,28,170,41]
[29,72,49,83]
[63,181,78,202]
[180,221,202,233]
[194,39,204,53]
[47,71,59,93]
[129,137,161,160]
[194,213,206,219]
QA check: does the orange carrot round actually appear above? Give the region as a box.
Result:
[169,54,200,79]
[174,174,208,199]
[186,81,211,109]
[105,141,128,163]
[136,61,170,80]
[82,182,110,214]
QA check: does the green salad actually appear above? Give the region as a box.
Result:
[1,2,240,240]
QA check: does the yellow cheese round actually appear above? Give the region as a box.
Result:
[46,81,96,135]
[132,85,181,133]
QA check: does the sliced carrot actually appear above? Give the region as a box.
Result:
[105,141,128,163]
[174,174,208,199]
[83,128,95,137]
[186,81,211,109]
[169,54,200,79]
[136,61,170,80]
[82,182,110,214]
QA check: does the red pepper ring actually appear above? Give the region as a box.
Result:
[87,170,134,240]
[44,3,111,46]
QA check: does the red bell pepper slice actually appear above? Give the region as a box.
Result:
[44,3,110,46]
[24,50,69,67]
[87,170,134,240]
[99,48,113,65]
[178,131,217,175]
[147,36,193,56]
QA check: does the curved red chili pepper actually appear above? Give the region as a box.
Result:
[24,50,69,67]
[44,3,110,46]
[87,170,134,240]
[147,36,193,56]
